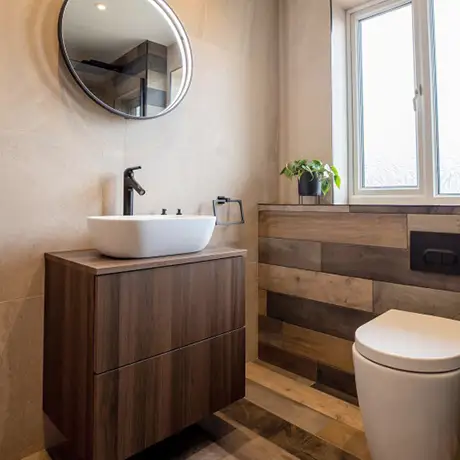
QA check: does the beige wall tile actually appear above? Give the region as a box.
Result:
[21,452,51,460]
[259,264,373,312]
[278,0,333,204]
[0,297,45,460]
[374,282,460,319]
[0,0,279,457]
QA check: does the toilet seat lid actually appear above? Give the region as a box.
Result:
[355,310,460,373]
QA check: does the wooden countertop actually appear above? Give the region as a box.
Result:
[45,247,247,275]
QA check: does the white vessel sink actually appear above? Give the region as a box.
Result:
[87,215,216,259]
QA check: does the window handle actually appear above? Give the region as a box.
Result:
[413,84,423,111]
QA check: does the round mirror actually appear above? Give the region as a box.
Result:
[58,0,193,119]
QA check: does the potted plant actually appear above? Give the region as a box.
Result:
[280,159,341,199]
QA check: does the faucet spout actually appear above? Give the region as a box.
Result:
[123,166,146,216]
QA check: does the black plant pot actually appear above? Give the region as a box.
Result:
[298,172,322,197]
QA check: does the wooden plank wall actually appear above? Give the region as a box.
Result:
[258,206,460,399]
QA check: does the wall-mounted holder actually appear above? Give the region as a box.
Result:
[212,196,245,226]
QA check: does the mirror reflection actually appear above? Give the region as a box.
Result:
[59,0,192,119]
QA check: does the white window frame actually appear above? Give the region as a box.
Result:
[346,0,459,204]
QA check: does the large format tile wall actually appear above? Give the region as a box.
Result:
[258,205,460,398]
[0,1,279,458]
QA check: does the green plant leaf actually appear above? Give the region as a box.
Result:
[280,159,341,190]
[334,175,341,189]
[321,178,331,195]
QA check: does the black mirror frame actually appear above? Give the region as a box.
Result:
[58,0,193,120]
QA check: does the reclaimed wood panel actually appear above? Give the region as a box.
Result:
[408,215,460,234]
[258,289,267,316]
[374,281,460,318]
[258,342,317,381]
[246,363,364,431]
[94,329,246,460]
[254,359,316,386]
[201,413,300,460]
[259,211,408,248]
[317,423,371,460]
[321,243,460,292]
[95,257,245,373]
[245,380,331,435]
[259,238,321,271]
[267,292,374,341]
[317,364,357,398]
[259,264,373,312]
[259,316,354,374]
[221,399,360,460]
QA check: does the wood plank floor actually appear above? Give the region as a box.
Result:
[31,362,370,460]
[131,362,371,460]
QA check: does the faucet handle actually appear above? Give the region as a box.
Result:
[161,209,168,216]
[124,166,142,176]
[176,209,183,216]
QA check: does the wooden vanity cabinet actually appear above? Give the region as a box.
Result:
[43,248,246,460]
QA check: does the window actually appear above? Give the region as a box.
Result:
[347,0,460,203]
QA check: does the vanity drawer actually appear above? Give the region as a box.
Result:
[93,328,245,460]
[94,257,245,373]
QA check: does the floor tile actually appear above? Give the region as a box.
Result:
[246,363,364,431]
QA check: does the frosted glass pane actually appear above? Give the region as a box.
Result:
[433,0,460,194]
[360,4,418,188]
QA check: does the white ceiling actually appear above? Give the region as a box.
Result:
[63,0,177,62]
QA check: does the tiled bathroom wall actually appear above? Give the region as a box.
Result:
[258,205,460,399]
[0,1,279,458]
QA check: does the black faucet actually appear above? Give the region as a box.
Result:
[123,166,146,216]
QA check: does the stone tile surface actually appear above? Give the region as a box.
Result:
[1,0,280,457]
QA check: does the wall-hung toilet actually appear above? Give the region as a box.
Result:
[354,309,460,460]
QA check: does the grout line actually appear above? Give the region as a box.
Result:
[0,294,44,308]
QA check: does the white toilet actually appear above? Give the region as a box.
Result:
[353,309,460,460]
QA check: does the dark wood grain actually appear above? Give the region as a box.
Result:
[94,329,246,460]
[259,204,460,215]
[45,250,246,460]
[259,315,354,374]
[349,205,460,215]
[267,292,374,341]
[258,342,318,381]
[45,247,246,275]
[317,364,357,397]
[43,259,95,460]
[259,238,321,271]
[322,243,460,292]
[94,257,245,373]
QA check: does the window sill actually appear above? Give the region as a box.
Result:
[259,203,460,215]
[349,194,460,206]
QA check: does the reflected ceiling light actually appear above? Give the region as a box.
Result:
[95,3,107,11]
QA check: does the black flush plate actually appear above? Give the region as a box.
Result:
[410,231,460,276]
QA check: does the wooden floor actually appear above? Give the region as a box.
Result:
[132,361,371,460]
